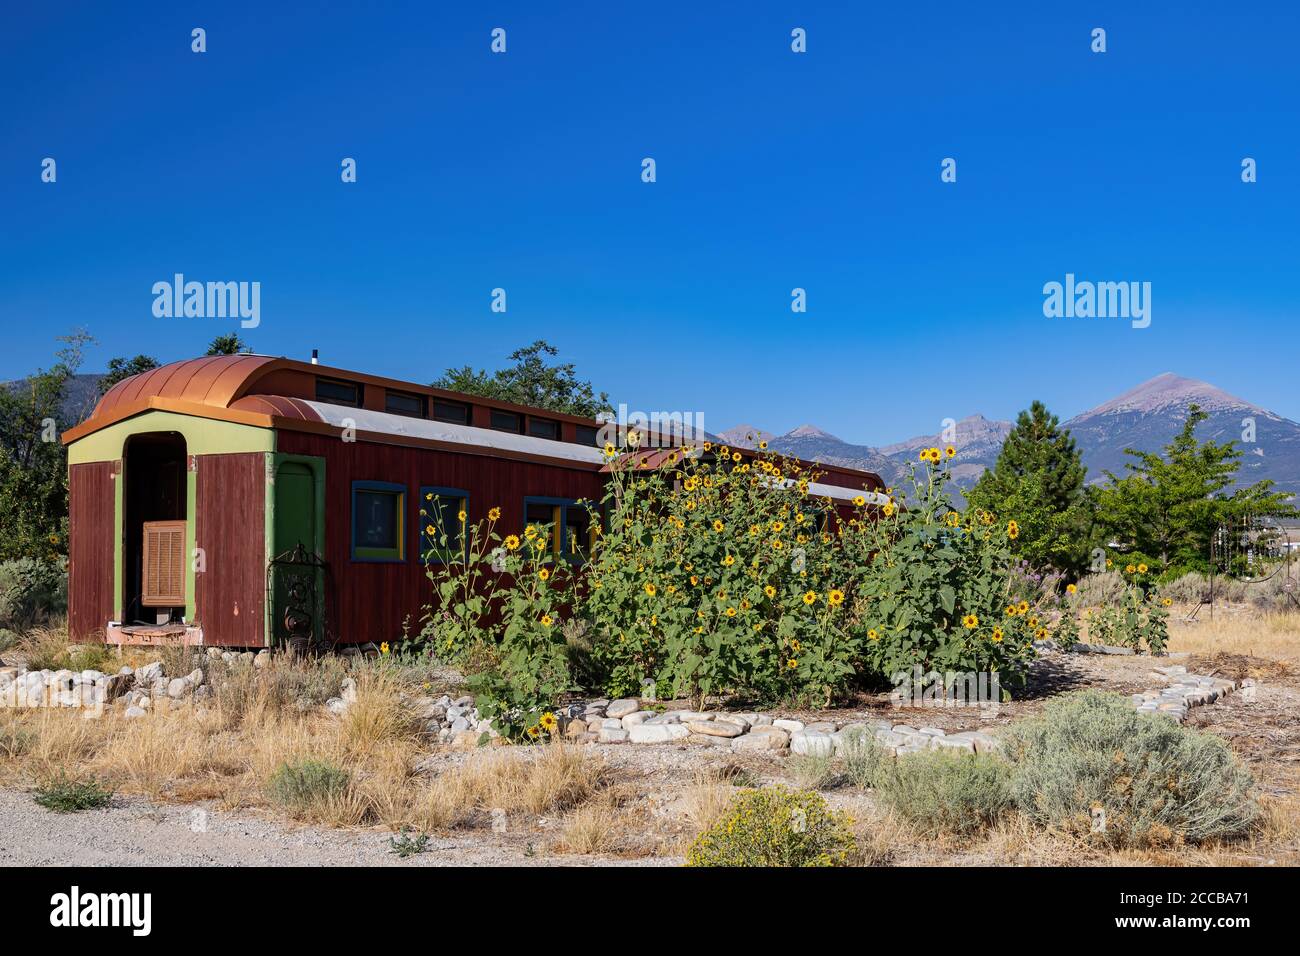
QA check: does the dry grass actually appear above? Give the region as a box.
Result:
[559,801,621,855]
[1167,608,1300,662]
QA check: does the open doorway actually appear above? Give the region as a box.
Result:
[122,432,187,625]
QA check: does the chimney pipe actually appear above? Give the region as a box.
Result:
[311,349,319,365]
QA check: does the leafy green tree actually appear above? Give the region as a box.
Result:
[206,333,248,355]
[1095,405,1295,575]
[98,354,160,395]
[434,340,612,418]
[966,401,1093,572]
[0,331,94,561]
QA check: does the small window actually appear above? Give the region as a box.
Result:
[352,481,405,562]
[386,390,426,418]
[317,377,363,407]
[419,487,468,563]
[528,417,559,441]
[432,400,470,425]
[575,425,599,447]
[524,497,599,562]
[490,409,521,433]
[525,500,563,555]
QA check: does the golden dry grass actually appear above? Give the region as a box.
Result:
[1167,608,1300,662]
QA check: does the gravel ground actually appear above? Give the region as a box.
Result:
[0,788,678,867]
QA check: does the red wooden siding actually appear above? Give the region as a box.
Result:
[276,432,606,645]
[195,453,267,646]
[67,462,116,641]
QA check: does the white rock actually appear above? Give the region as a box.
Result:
[598,728,629,743]
[791,730,835,757]
[620,711,657,729]
[628,723,690,744]
[135,662,163,684]
[606,699,641,719]
[167,677,193,699]
[774,719,805,733]
[686,720,744,738]
[124,705,147,719]
[325,697,348,716]
[732,728,790,751]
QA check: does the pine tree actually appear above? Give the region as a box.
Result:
[1095,405,1296,575]
[966,401,1091,571]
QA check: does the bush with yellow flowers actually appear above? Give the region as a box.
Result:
[839,447,1037,693]
[1077,561,1169,653]
[416,502,575,742]
[685,786,857,867]
[583,442,862,707]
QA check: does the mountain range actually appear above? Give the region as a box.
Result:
[718,374,1300,498]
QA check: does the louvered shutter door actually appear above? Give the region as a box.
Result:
[142,520,187,606]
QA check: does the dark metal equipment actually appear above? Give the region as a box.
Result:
[266,543,335,654]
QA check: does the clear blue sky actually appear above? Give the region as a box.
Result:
[2,1,1297,444]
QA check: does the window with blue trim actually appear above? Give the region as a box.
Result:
[523,497,600,562]
[419,486,468,563]
[351,481,406,562]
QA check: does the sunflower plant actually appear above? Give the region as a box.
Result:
[417,506,576,741]
[584,442,861,707]
[840,448,1036,692]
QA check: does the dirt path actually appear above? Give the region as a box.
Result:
[0,788,676,867]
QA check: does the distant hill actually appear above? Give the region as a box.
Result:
[2,373,102,427]
[723,374,1300,498]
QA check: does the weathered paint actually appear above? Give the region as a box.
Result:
[266,452,327,647]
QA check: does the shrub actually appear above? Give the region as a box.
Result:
[19,626,71,671]
[685,786,857,867]
[266,758,350,812]
[839,727,892,790]
[0,557,67,634]
[787,753,836,790]
[874,749,1013,836]
[33,773,114,813]
[0,720,36,759]
[1004,691,1259,846]
[1072,571,1126,608]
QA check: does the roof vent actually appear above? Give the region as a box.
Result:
[311,349,319,365]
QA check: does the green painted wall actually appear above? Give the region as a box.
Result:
[68,411,274,466]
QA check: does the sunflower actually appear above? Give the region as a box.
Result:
[722,554,735,567]
[759,440,769,450]
[538,568,550,581]
[945,445,956,458]
[1007,520,1020,540]
[1161,597,1173,607]
[1137,563,1148,574]
[764,585,777,599]
[539,712,557,731]
[712,519,725,533]
[883,502,896,517]
[802,590,818,605]
[603,442,617,459]
[526,726,541,738]
[524,525,538,541]
[380,642,390,655]
[504,534,521,551]
[540,614,554,627]
[644,582,657,596]
[771,520,785,533]
[1066,583,1077,594]
[961,614,979,629]
[945,512,960,528]
[1018,600,1030,614]
[853,495,866,507]
[488,507,501,521]
[1125,564,1136,574]
[457,510,467,523]
[786,659,799,670]
[991,627,1004,643]
[867,628,879,641]
[425,524,435,536]
[690,575,700,586]
[725,607,737,617]
[828,589,845,606]
[771,539,784,551]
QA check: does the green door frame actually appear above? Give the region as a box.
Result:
[265,453,327,647]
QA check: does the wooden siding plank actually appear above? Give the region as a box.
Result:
[194,453,267,647]
[67,462,116,642]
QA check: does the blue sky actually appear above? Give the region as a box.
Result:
[2,1,1297,444]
